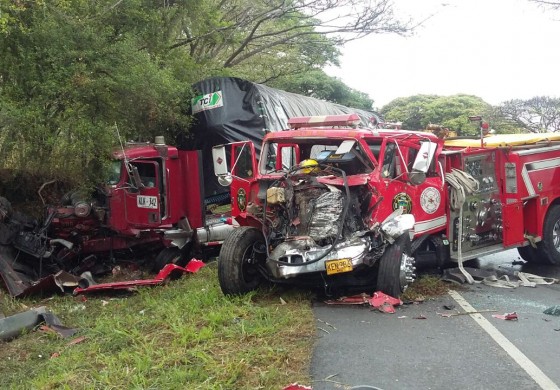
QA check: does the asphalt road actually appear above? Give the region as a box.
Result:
[310,250,560,390]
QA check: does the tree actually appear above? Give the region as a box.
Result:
[497,97,560,132]
[175,0,412,82]
[0,1,193,178]
[271,69,374,110]
[530,0,560,10]
[0,0,412,182]
[381,94,493,135]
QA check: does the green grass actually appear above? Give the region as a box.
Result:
[401,274,450,302]
[0,263,315,389]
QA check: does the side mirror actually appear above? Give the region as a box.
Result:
[213,145,231,187]
[128,164,145,190]
[218,173,233,187]
[412,141,436,173]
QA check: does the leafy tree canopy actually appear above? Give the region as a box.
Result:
[496,96,560,133]
[0,0,406,181]
[381,94,494,135]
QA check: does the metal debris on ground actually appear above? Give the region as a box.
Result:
[324,293,370,305]
[492,312,518,321]
[0,306,78,341]
[72,260,205,295]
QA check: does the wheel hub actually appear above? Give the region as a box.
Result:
[553,220,560,252]
[399,254,416,291]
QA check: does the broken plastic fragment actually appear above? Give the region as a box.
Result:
[369,291,403,314]
[492,312,518,321]
[282,383,312,390]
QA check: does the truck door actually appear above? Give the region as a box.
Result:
[378,140,411,219]
[407,143,447,235]
[229,142,258,219]
[124,160,162,226]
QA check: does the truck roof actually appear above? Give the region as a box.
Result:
[112,143,179,160]
[264,127,442,144]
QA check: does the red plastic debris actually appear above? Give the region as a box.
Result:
[492,312,518,321]
[66,335,87,346]
[369,291,403,314]
[73,260,205,295]
[324,293,370,305]
[282,384,312,390]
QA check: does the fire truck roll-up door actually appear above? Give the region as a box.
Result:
[124,160,162,226]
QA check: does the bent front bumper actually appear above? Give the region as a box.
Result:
[265,236,371,279]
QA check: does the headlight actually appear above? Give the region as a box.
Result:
[74,201,92,217]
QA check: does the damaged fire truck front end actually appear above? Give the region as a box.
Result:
[213,114,439,296]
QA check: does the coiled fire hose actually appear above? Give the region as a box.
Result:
[445,169,479,284]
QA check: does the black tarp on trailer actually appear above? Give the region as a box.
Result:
[180,77,381,200]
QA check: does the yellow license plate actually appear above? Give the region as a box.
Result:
[325,258,353,275]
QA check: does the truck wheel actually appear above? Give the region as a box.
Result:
[376,233,416,297]
[153,247,185,273]
[537,205,560,265]
[218,226,265,295]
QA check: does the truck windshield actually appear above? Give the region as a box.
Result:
[106,160,122,185]
[260,138,374,175]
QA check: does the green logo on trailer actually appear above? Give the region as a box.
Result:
[191,91,223,113]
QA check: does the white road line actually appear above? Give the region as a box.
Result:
[449,289,559,390]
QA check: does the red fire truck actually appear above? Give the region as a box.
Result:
[212,114,560,296]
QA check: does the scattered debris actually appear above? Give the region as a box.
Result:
[441,267,558,288]
[317,318,337,330]
[492,312,518,321]
[398,316,407,319]
[73,260,205,295]
[324,293,370,305]
[66,335,87,346]
[324,291,403,313]
[317,327,330,334]
[369,291,402,314]
[282,383,312,390]
[543,305,560,316]
[438,309,497,318]
[413,315,427,320]
[0,306,78,341]
[280,297,287,305]
[443,304,456,310]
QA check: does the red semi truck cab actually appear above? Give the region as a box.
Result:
[42,137,233,270]
[213,114,560,296]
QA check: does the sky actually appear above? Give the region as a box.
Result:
[325,0,560,109]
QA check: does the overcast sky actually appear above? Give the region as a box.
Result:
[325,0,560,109]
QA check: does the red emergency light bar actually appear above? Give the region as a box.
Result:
[288,113,361,129]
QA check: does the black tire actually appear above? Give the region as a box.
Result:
[376,233,415,297]
[152,247,185,273]
[218,226,265,295]
[517,245,542,263]
[536,205,560,265]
